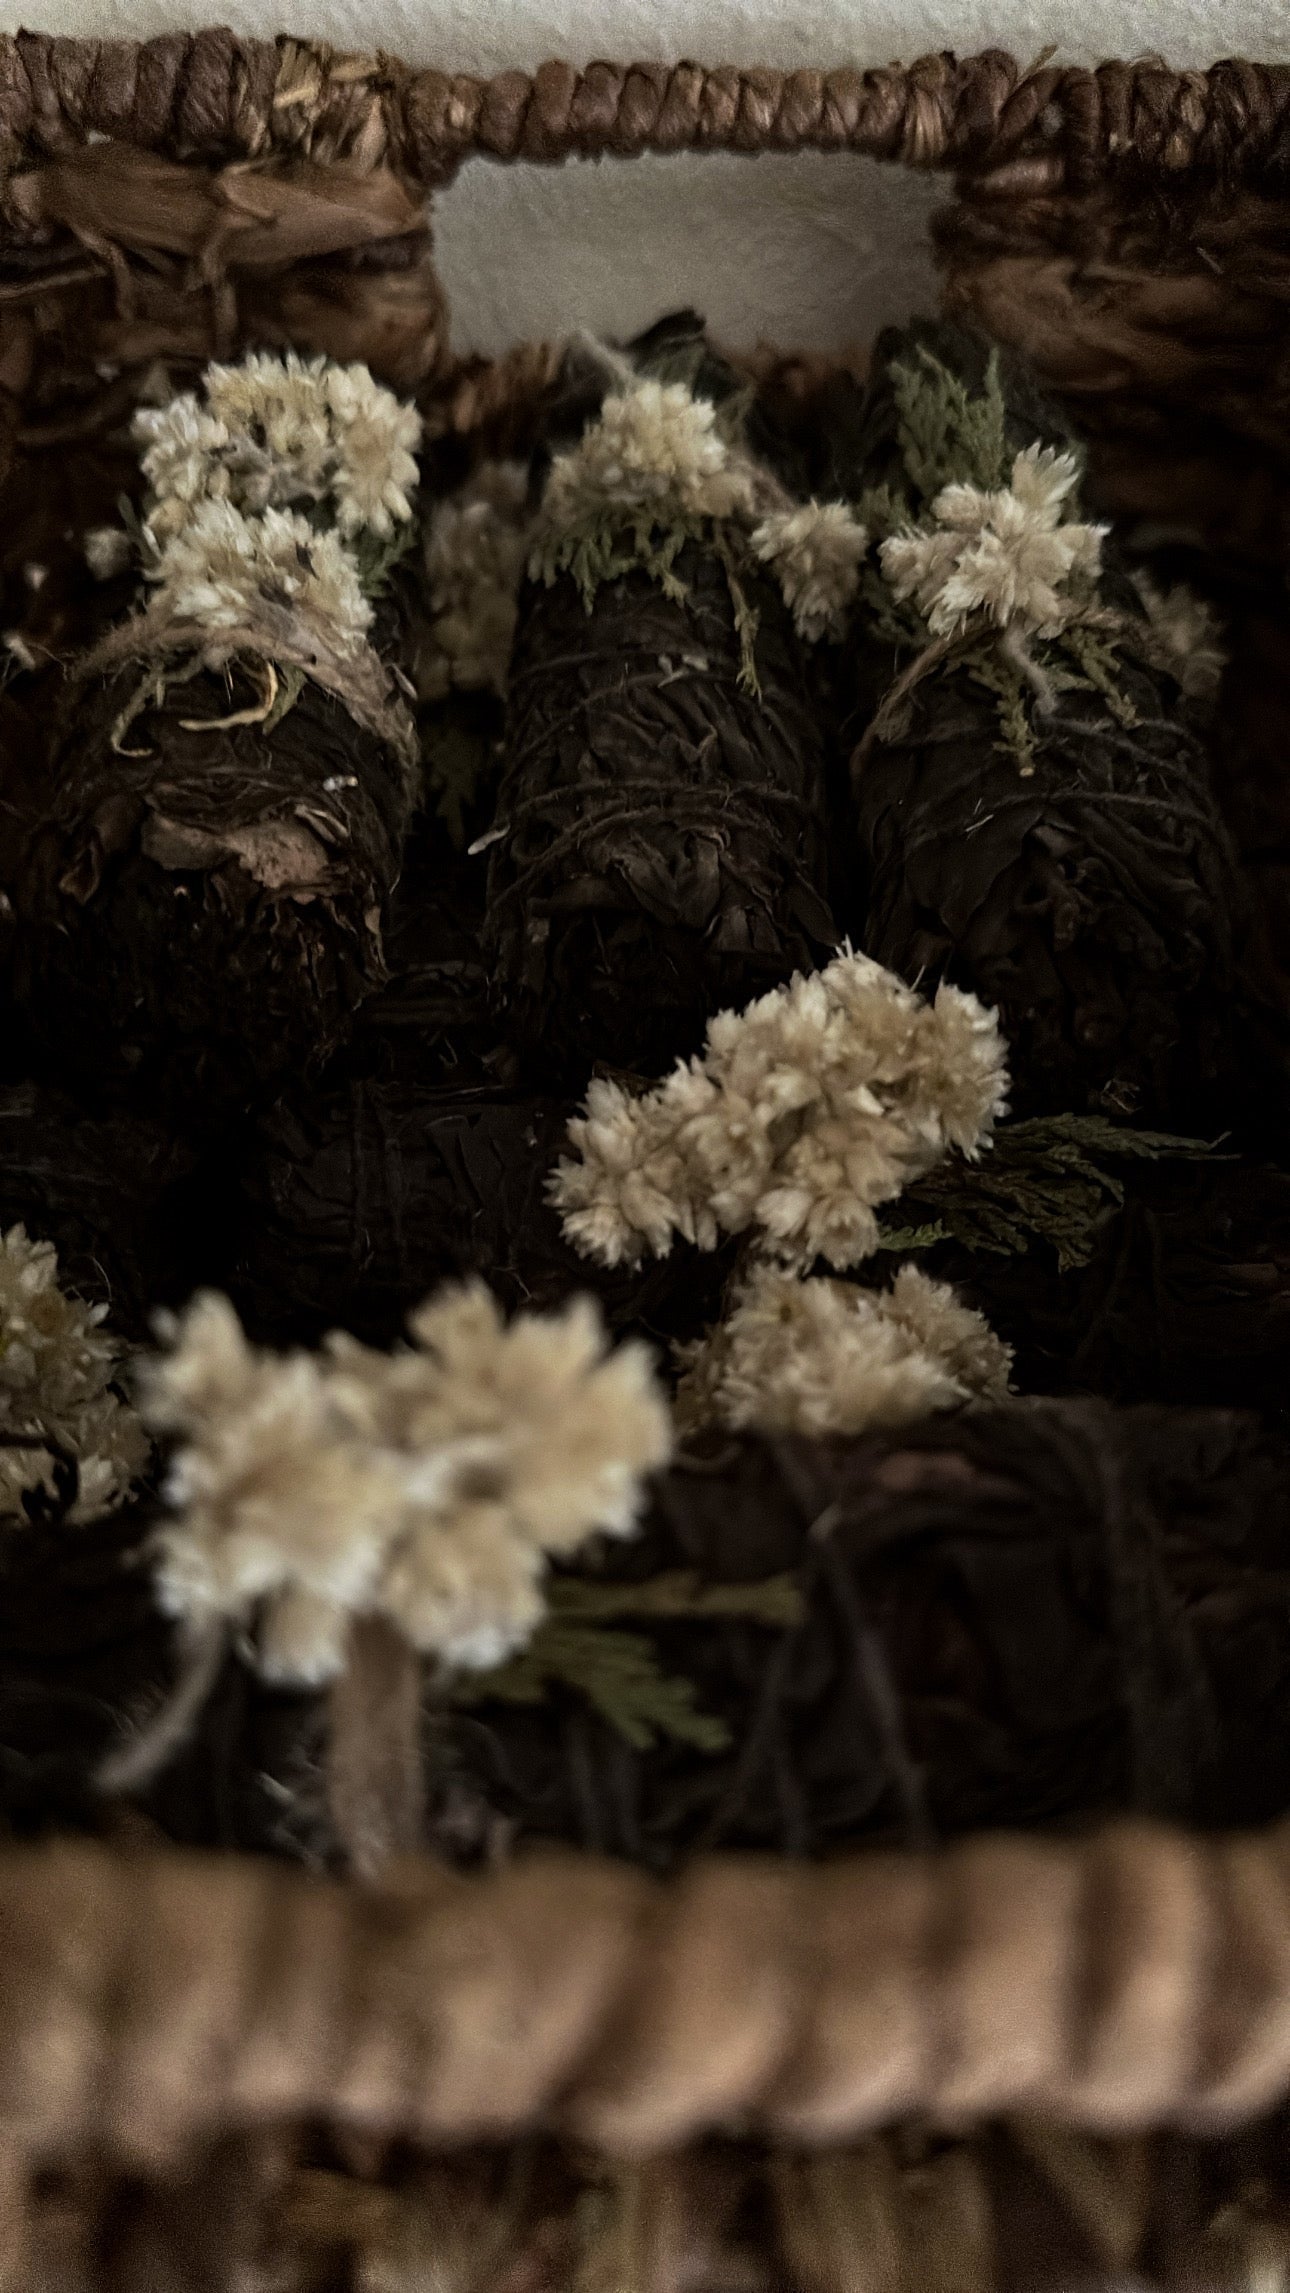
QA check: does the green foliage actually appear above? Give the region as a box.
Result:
[455,1569,803,1753]
[529,509,703,612]
[549,1570,804,1628]
[963,646,1038,775]
[1061,624,1138,728]
[878,1114,1220,1273]
[891,346,1010,506]
[308,511,416,601]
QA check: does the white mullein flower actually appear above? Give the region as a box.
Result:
[539,379,758,541]
[881,444,1107,639]
[142,1283,671,1686]
[675,1261,1012,1437]
[143,1295,399,1683]
[0,1225,148,1526]
[751,500,869,641]
[550,949,1009,1273]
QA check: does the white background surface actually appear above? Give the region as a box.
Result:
[12,1,1287,355]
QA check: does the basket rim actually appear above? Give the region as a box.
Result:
[2,1817,1289,2156]
[2,32,1289,193]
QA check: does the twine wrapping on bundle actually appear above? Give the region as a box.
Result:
[16,638,417,1104]
[423,1402,1290,1863]
[0,1082,208,1344]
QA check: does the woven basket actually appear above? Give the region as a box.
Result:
[4,32,1290,2289]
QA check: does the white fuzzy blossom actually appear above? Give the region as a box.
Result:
[142,1283,671,1686]
[676,1262,1013,1437]
[133,350,421,545]
[416,463,530,701]
[550,949,1008,1273]
[751,501,869,642]
[538,380,758,540]
[147,500,372,646]
[0,1227,149,1525]
[531,362,873,644]
[881,445,1107,639]
[1132,573,1227,701]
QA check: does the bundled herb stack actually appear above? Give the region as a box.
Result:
[480,317,860,1078]
[18,1300,1290,1872]
[11,352,424,1104]
[836,320,1275,1133]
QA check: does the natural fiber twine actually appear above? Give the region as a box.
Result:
[2,1819,1290,2162]
[2,35,1290,188]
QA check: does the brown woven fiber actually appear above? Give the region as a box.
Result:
[4,37,1290,183]
[7,1819,1290,2158]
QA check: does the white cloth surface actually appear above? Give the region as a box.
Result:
[13,0,1286,353]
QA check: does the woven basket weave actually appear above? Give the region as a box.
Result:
[3,33,1290,2290]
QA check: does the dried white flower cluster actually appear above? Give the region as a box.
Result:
[85,352,421,653]
[1132,573,1227,702]
[881,446,1107,640]
[551,950,1008,1273]
[142,1283,671,1685]
[751,501,871,643]
[148,500,372,648]
[676,1261,1013,1437]
[535,375,869,643]
[416,462,530,702]
[0,1227,148,1525]
[542,380,755,531]
[132,351,421,544]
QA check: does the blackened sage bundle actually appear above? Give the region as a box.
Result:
[14,351,423,1103]
[481,316,859,1078]
[841,320,1269,1131]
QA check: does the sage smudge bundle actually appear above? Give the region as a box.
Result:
[481,313,853,1079]
[14,352,423,1104]
[839,320,1273,1131]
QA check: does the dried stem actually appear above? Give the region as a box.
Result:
[327,1614,426,1880]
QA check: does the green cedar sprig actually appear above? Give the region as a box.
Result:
[454,1569,803,1753]
[877,1114,1221,1273]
